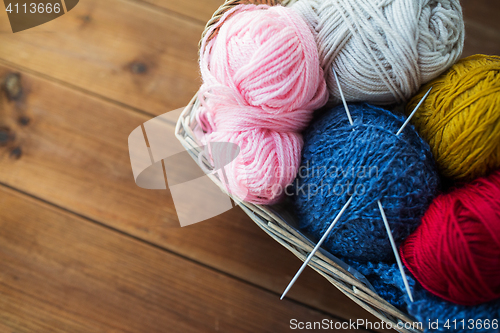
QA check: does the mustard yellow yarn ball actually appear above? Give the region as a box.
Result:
[406,54,500,181]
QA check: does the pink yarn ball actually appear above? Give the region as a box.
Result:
[197,4,328,204]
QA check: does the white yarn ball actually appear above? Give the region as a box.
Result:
[291,0,464,105]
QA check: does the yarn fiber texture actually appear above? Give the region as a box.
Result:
[400,169,500,306]
[292,103,439,262]
[291,0,464,105]
[347,259,500,333]
[406,54,500,182]
[197,4,328,205]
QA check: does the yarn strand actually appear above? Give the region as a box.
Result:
[377,200,413,302]
[406,54,500,181]
[291,0,464,104]
[401,170,500,306]
[197,4,328,204]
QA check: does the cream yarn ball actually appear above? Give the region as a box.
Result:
[291,0,465,105]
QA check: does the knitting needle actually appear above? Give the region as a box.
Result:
[312,70,419,303]
[279,69,355,300]
[378,88,431,302]
[377,200,414,302]
[373,89,432,302]
[280,195,354,300]
[396,87,432,136]
[333,68,354,126]
[368,90,432,302]
[330,72,419,301]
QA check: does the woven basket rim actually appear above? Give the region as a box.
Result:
[175,94,423,333]
[199,0,294,52]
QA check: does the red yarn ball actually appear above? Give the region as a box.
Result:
[400,170,500,306]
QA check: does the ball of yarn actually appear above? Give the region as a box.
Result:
[292,103,439,262]
[197,4,328,204]
[400,169,500,306]
[291,0,464,105]
[406,54,500,182]
[346,259,500,333]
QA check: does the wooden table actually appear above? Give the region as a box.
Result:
[0,1,498,332]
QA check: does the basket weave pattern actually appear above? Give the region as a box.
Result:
[176,1,424,332]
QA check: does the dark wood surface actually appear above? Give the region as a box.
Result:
[0,1,498,332]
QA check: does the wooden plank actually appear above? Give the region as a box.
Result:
[0,65,390,330]
[0,0,499,121]
[461,0,500,57]
[141,0,500,58]
[0,185,364,333]
[133,0,223,23]
[2,0,495,327]
[462,0,500,32]
[0,0,202,115]
[462,20,500,58]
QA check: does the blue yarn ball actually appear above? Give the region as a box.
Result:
[291,103,439,262]
[346,259,500,333]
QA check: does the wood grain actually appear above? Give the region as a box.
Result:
[0,0,498,332]
[0,0,498,120]
[0,64,389,330]
[0,0,202,115]
[0,185,365,333]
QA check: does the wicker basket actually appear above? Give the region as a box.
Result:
[175,1,423,332]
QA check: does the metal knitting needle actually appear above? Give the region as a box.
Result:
[283,70,422,303]
[280,195,354,300]
[328,73,421,301]
[280,69,354,300]
[377,200,414,302]
[396,87,432,136]
[333,68,354,126]
[377,87,431,302]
